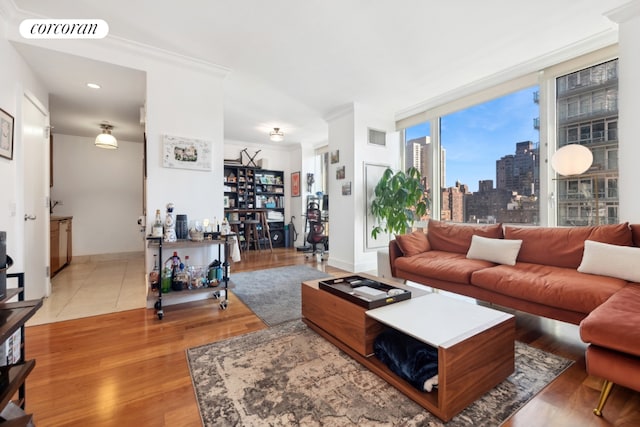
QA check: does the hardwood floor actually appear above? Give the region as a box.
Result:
[24,248,639,426]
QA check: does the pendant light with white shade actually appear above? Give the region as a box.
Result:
[95,123,118,149]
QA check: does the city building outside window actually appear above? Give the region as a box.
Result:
[404,86,540,225]
[555,59,619,226]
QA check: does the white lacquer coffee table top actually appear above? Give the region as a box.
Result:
[366,293,514,349]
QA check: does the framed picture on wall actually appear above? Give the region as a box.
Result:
[162,134,212,171]
[291,171,301,197]
[0,108,14,160]
[342,181,352,196]
[330,150,339,164]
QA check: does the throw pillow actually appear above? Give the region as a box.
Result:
[427,219,503,254]
[395,230,430,257]
[578,240,640,283]
[466,235,522,266]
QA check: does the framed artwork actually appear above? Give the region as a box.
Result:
[330,150,339,164]
[223,195,230,208]
[291,171,301,197]
[336,165,345,180]
[162,134,212,171]
[364,162,390,250]
[342,181,351,196]
[0,108,14,160]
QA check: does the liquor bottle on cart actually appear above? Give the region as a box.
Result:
[164,203,177,242]
[152,209,163,237]
[149,254,159,292]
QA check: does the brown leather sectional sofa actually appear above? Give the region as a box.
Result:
[388,220,640,416]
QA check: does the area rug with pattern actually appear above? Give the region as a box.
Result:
[229,265,330,326]
[187,320,573,426]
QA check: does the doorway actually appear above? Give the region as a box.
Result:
[12,42,147,321]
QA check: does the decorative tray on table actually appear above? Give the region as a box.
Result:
[318,275,411,309]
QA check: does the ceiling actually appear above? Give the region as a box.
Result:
[7,0,628,147]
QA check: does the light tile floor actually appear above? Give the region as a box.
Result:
[27,252,147,326]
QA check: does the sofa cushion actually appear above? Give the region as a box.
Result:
[578,240,640,283]
[466,235,522,266]
[631,224,640,247]
[471,263,627,314]
[395,250,496,285]
[504,223,632,269]
[427,220,503,255]
[395,230,430,257]
[580,284,640,356]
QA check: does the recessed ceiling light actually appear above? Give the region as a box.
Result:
[86,83,101,89]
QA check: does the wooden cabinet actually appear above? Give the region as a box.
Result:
[50,217,72,277]
[50,220,60,274]
[0,274,43,426]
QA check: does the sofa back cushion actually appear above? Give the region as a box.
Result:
[504,223,632,269]
[631,224,640,247]
[395,230,430,257]
[427,220,503,254]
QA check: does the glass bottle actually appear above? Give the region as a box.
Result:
[170,251,182,291]
[149,254,159,292]
[152,209,163,237]
[184,255,194,289]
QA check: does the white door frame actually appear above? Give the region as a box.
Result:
[22,90,51,299]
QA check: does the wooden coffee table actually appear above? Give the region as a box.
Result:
[301,273,515,421]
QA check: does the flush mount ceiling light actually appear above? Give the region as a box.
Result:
[269,127,284,142]
[86,82,101,89]
[95,123,118,149]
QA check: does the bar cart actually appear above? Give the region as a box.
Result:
[146,234,233,319]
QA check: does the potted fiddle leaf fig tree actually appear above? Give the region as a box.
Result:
[370,167,428,239]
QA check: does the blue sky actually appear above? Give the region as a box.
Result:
[406,86,540,192]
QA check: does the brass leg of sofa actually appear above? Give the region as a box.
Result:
[593,380,614,417]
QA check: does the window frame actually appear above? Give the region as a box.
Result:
[396,44,618,226]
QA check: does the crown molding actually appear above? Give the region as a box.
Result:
[1,0,230,78]
[101,34,230,78]
[605,0,640,23]
[324,103,355,123]
[224,138,301,152]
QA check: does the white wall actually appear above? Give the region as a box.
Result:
[326,106,355,270]
[325,103,398,272]
[0,12,49,274]
[353,104,399,271]
[615,4,640,223]
[50,134,143,255]
[143,62,226,268]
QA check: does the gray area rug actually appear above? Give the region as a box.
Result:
[229,265,330,326]
[187,320,573,427]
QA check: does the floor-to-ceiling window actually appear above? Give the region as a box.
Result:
[397,47,619,227]
[555,59,619,226]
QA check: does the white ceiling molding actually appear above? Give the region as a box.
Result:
[324,103,355,123]
[605,0,640,23]
[2,0,230,78]
[224,138,299,152]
